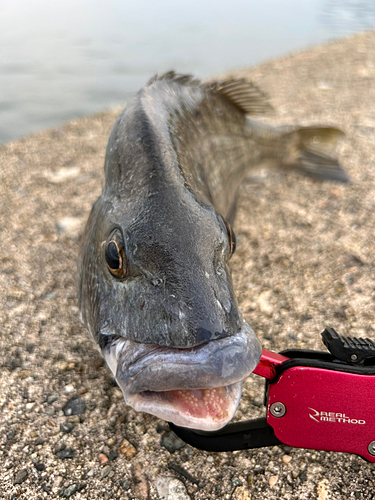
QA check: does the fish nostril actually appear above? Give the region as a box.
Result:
[222,298,231,314]
[215,262,225,276]
[216,298,231,314]
[151,277,163,287]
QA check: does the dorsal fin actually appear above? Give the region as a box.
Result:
[147,72,273,116]
[208,77,274,115]
[147,71,201,87]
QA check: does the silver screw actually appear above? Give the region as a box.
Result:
[368,441,375,456]
[351,354,358,361]
[270,402,286,418]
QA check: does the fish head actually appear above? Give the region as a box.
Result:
[78,185,261,430]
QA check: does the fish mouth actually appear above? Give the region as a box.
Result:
[102,321,261,431]
[129,382,243,430]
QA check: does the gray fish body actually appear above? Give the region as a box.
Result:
[78,73,347,430]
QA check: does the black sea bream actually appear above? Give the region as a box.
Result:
[78,73,348,430]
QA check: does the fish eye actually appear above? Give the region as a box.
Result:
[224,220,236,259]
[104,230,128,278]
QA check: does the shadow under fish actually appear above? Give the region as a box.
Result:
[78,72,348,431]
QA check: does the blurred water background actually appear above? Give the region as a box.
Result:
[1,0,375,145]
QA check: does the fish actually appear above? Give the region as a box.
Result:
[78,72,348,431]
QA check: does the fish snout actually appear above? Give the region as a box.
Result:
[154,283,243,347]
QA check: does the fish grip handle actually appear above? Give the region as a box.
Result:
[169,417,281,452]
[321,327,375,365]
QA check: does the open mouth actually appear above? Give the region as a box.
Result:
[128,382,242,430]
[102,320,261,431]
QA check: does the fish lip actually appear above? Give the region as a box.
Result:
[128,381,244,431]
[106,320,261,398]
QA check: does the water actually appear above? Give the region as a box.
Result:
[1,0,374,145]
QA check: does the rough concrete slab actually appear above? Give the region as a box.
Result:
[1,30,375,499]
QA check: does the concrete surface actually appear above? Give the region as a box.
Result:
[1,30,375,499]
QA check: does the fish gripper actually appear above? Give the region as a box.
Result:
[322,327,375,365]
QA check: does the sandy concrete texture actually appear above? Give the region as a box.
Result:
[1,30,375,499]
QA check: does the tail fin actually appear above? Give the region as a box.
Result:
[284,127,349,183]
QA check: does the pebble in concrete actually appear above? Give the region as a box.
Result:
[62,396,85,416]
[58,482,86,498]
[98,453,109,465]
[232,486,252,500]
[13,469,28,485]
[119,438,137,457]
[45,166,80,183]
[60,422,75,434]
[160,431,186,453]
[47,392,59,404]
[56,448,74,459]
[156,477,191,500]
[269,475,278,487]
[282,455,292,464]
[100,466,113,479]
[55,217,82,235]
